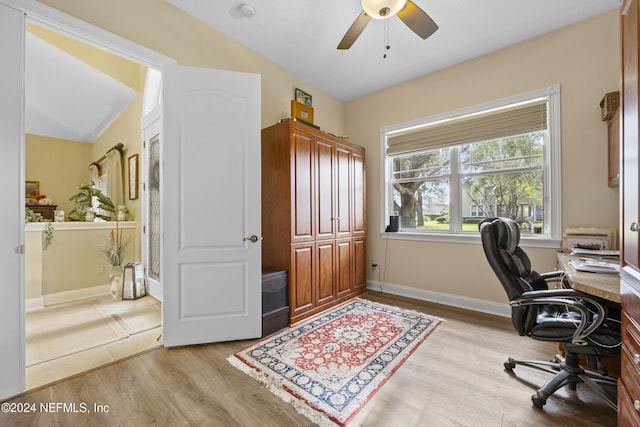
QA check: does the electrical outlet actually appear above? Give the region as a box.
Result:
[371,263,378,271]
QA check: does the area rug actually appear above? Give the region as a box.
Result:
[111,304,161,335]
[228,298,442,426]
[26,300,128,366]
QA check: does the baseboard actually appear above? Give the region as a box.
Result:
[366,280,511,318]
[42,285,112,306]
[25,297,45,312]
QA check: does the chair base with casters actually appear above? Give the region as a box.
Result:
[503,344,618,410]
[478,217,621,411]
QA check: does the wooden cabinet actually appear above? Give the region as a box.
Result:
[608,107,620,187]
[620,0,640,422]
[262,119,366,324]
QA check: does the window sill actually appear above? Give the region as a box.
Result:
[378,230,562,249]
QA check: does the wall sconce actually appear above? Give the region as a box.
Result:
[122,262,147,300]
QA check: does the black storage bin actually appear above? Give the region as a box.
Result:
[261,268,289,337]
[262,268,288,314]
[262,306,289,337]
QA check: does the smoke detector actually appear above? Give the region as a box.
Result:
[238,3,256,18]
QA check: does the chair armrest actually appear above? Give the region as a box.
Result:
[510,289,608,345]
[540,270,566,282]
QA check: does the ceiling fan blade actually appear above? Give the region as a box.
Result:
[397,0,439,40]
[337,11,372,49]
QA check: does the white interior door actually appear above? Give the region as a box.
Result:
[0,4,25,399]
[162,64,261,346]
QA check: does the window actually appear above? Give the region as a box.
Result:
[92,174,109,218]
[382,85,561,245]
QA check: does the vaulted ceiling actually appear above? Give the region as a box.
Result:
[25,1,619,142]
[166,0,619,101]
[25,31,138,143]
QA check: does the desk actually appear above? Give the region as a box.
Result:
[556,252,620,303]
[556,252,621,379]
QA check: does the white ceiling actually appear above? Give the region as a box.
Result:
[166,0,619,102]
[25,32,138,143]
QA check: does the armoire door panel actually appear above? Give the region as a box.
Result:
[353,237,366,291]
[317,241,336,306]
[291,243,314,316]
[353,149,366,237]
[316,137,335,240]
[336,239,353,298]
[291,130,315,241]
[335,145,352,238]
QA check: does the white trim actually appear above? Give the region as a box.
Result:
[547,86,562,240]
[42,285,111,307]
[366,280,511,318]
[25,297,44,312]
[0,0,175,68]
[379,84,562,241]
[378,231,562,249]
[381,85,560,135]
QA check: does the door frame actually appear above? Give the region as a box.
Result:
[0,0,175,399]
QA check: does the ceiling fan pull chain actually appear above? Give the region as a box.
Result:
[383,17,390,59]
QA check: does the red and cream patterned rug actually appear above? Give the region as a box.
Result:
[228,298,442,426]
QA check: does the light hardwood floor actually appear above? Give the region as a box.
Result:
[2,292,617,426]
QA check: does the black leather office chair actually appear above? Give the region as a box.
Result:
[478,217,620,410]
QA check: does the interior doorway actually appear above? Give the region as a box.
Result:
[21,14,171,391]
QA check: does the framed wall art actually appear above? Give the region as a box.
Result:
[26,180,39,204]
[294,88,312,106]
[128,154,139,200]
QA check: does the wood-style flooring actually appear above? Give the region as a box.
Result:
[1,292,617,426]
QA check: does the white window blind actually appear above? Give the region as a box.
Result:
[386,99,547,155]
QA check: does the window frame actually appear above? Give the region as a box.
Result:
[379,85,562,248]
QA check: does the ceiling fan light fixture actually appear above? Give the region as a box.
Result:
[361,0,407,19]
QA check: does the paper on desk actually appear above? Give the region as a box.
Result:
[569,259,620,274]
[570,248,620,257]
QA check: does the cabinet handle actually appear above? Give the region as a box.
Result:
[635,354,640,365]
[635,400,640,411]
[631,222,639,232]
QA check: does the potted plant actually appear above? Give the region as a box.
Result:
[68,183,115,221]
[25,207,54,250]
[103,220,128,298]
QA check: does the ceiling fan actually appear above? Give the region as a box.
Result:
[337,0,438,50]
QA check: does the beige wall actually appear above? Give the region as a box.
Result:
[25,134,92,215]
[41,224,136,295]
[345,11,621,304]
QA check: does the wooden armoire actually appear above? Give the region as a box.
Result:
[261,119,366,324]
[620,0,640,423]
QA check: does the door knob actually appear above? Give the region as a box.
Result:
[631,222,639,232]
[243,235,259,243]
